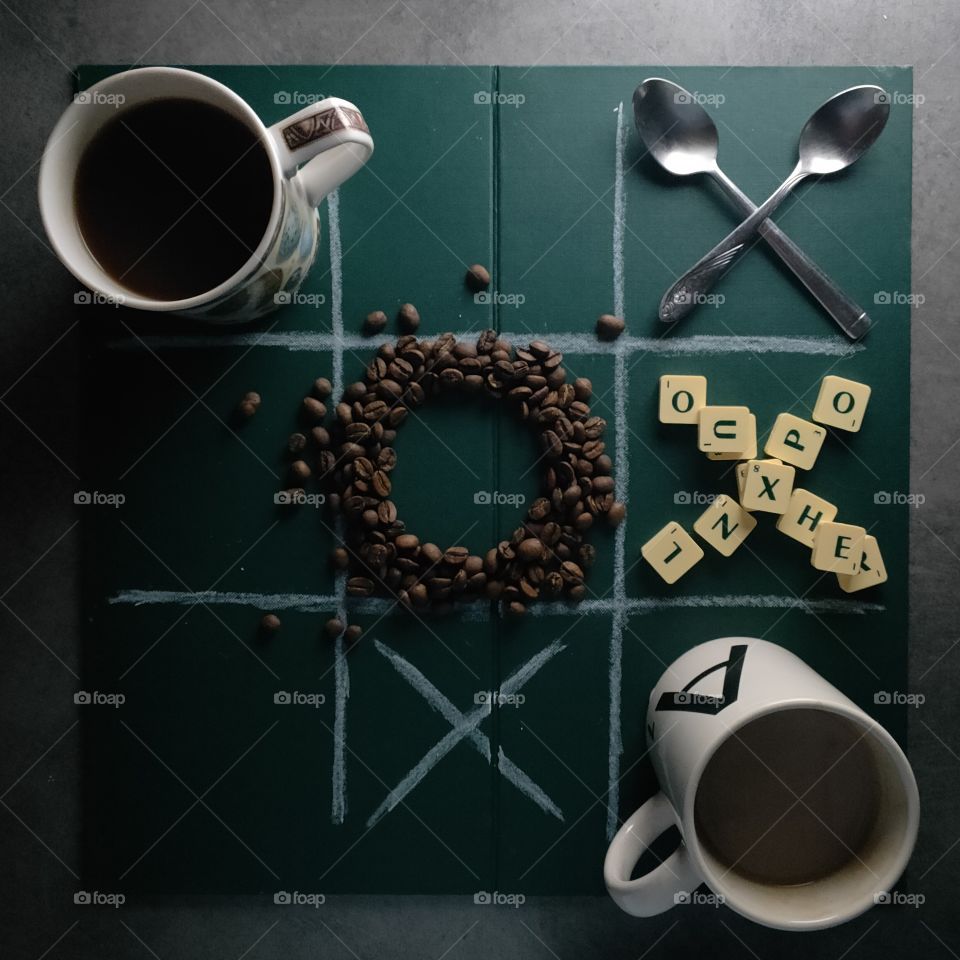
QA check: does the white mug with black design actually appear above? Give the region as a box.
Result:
[604,637,919,931]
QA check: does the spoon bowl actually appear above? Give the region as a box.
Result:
[633,78,718,177]
[797,85,890,175]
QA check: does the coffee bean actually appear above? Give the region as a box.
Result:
[260,613,281,633]
[465,263,491,291]
[596,313,625,340]
[365,310,388,334]
[377,500,397,525]
[444,546,469,566]
[347,576,375,596]
[237,391,259,418]
[325,618,343,638]
[398,303,420,332]
[288,432,307,453]
[396,534,420,552]
[290,460,312,482]
[518,538,543,562]
[573,378,592,402]
[313,378,332,399]
[303,397,326,420]
[345,624,363,642]
[528,498,550,521]
[506,600,527,618]
[372,470,391,497]
[607,501,626,527]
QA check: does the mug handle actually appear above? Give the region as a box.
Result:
[269,97,373,208]
[603,791,703,917]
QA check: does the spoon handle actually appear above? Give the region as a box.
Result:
[660,166,806,323]
[711,168,869,340]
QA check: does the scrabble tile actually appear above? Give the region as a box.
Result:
[812,375,872,433]
[707,414,757,460]
[641,521,704,584]
[740,459,795,514]
[659,375,707,424]
[776,488,838,547]
[693,494,758,557]
[698,406,753,454]
[763,413,826,470]
[811,522,866,575]
[735,458,781,508]
[837,535,888,592]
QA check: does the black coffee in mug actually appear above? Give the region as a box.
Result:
[74,97,274,301]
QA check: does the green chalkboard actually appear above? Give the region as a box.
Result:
[77,65,912,896]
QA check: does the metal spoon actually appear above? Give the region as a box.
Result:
[658,84,889,325]
[634,78,873,340]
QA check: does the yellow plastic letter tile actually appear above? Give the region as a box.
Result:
[659,375,707,425]
[707,414,757,460]
[698,405,753,453]
[812,375,872,433]
[641,521,704,584]
[776,488,838,547]
[837,535,888,592]
[811,522,866,575]
[763,413,826,470]
[693,494,758,557]
[740,459,795,514]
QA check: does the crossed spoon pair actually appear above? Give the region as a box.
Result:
[634,78,890,339]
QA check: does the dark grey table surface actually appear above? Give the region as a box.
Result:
[2,1,958,957]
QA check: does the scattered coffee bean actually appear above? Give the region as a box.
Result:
[288,432,308,454]
[303,397,327,420]
[260,613,281,633]
[465,263,491,291]
[398,303,420,333]
[314,378,333,399]
[331,547,350,569]
[325,618,343,638]
[596,313,625,341]
[344,624,363,642]
[290,459,312,482]
[365,310,388,334]
[607,501,626,527]
[574,378,592,402]
[238,400,258,418]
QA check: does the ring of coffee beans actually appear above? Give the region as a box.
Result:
[286,330,625,619]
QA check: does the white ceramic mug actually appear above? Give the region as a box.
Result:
[604,638,919,931]
[38,67,373,322]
